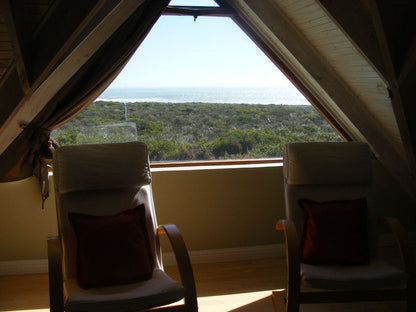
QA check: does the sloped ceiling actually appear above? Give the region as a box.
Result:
[0,0,415,196]
[0,0,146,153]
[221,0,416,195]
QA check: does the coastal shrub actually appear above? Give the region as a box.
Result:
[52,101,341,161]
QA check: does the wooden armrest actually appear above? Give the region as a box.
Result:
[378,217,416,276]
[47,236,64,312]
[158,224,197,310]
[276,219,284,231]
[278,219,301,304]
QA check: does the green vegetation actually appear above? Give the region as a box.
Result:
[52,101,341,161]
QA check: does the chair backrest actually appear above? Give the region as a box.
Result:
[53,142,161,280]
[283,142,378,255]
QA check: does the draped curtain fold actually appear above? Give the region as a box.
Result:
[0,0,170,205]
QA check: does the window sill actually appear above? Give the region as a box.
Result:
[48,158,283,173]
[150,158,283,172]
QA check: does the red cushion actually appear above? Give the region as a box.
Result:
[299,198,369,265]
[68,204,154,288]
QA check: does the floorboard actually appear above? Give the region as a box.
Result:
[0,257,406,312]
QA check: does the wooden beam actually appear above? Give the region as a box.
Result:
[316,0,387,82]
[0,0,146,155]
[397,33,416,85]
[0,64,24,125]
[229,0,413,191]
[163,5,236,17]
[364,0,416,187]
[27,0,109,88]
[0,0,29,91]
[215,0,351,141]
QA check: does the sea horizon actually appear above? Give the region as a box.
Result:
[97,86,310,105]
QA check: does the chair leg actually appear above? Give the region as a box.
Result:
[272,289,286,312]
[285,288,300,312]
[48,237,64,312]
[184,299,198,312]
[407,277,415,312]
[272,289,299,312]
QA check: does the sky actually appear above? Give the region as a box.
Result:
[108,0,294,89]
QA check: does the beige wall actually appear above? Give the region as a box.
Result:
[0,162,414,262]
[0,177,58,261]
[152,165,285,251]
[0,165,285,261]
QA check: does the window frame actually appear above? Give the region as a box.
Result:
[150,157,282,168]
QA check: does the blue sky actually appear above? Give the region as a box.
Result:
[108,0,294,89]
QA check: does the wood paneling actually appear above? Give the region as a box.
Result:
[0,258,406,312]
[317,0,386,78]
[0,0,146,155]
[227,0,415,195]
[28,0,106,86]
[273,0,403,157]
[0,66,24,126]
[364,0,416,186]
[0,10,11,81]
[0,0,56,83]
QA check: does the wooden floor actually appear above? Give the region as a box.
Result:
[0,257,406,312]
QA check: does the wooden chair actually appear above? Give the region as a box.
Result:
[48,142,197,312]
[273,142,414,312]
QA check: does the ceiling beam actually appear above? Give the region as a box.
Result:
[215,0,351,141]
[163,5,236,17]
[231,0,413,192]
[0,0,146,155]
[26,0,109,89]
[364,0,416,187]
[0,0,29,91]
[316,0,387,82]
[0,65,24,126]
[397,34,416,85]
[0,0,116,130]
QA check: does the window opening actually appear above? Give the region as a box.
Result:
[51,2,341,164]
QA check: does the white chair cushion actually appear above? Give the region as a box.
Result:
[64,269,185,312]
[284,142,371,185]
[54,142,151,194]
[301,258,408,290]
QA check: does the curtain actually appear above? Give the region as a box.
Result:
[0,0,170,207]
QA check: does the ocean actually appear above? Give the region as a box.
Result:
[97,87,310,105]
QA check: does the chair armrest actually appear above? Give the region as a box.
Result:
[47,236,64,312]
[277,219,301,303]
[158,224,197,310]
[379,217,416,276]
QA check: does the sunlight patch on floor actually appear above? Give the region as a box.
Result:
[197,290,276,312]
[0,291,278,312]
[0,293,405,312]
[1,310,48,312]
